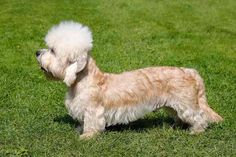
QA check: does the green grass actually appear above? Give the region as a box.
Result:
[0,0,236,156]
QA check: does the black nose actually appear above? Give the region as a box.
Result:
[36,51,41,57]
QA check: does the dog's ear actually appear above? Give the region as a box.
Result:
[63,53,88,86]
[76,53,88,73]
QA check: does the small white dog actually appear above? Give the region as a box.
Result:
[36,21,223,139]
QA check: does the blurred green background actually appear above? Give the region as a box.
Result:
[0,0,235,156]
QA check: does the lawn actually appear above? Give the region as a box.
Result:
[0,0,236,156]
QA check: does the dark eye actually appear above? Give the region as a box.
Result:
[51,48,55,54]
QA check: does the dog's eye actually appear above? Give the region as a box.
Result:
[51,48,55,54]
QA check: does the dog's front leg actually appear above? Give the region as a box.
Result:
[80,105,105,139]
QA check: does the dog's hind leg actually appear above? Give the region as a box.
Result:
[168,103,208,134]
[182,108,208,134]
[163,107,183,126]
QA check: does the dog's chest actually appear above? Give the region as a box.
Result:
[65,79,92,121]
[65,92,86,121]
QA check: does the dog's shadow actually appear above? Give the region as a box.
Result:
[54,114,189,132]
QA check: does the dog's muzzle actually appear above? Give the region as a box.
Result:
[36,50,46,72]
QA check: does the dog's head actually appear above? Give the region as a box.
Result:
[36,21,93,86]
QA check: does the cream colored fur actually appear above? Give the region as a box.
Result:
[36,21,223,139]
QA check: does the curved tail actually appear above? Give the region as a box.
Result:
[198,96,223,123]
[189,69,223,123]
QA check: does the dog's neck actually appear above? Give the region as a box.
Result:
[70,56,105,89]
[86,56,104,78]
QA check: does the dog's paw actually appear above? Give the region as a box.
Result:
[75,125,83,134]
[189,127,205,135]
[80,132,97,140]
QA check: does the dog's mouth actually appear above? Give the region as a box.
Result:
[40,67,47,72]
[40,66,51,75]
[40,66,52,76]
[40,66,59,81]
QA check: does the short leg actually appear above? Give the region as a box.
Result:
[166,102,208,134]
[177,107,208,134]
[80,105,105,139]
[189,110,208,134]
[163,107,183,126]
[75,122,83,134]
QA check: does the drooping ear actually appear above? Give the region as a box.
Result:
[76,53,88,73]
[63,53,88,86]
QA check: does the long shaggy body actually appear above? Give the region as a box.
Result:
[36,21,223,139]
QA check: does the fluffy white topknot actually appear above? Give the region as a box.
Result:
[45,21,93,61]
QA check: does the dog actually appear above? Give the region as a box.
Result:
[36,21,223,139]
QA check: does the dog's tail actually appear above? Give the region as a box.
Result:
[198,95,223,123]
[189,69,223,123]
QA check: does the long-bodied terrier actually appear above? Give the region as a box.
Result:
[36,21,223,139]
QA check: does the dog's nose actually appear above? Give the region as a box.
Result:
[36,51,41,57]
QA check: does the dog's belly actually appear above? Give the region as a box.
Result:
[104,101,161,126]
